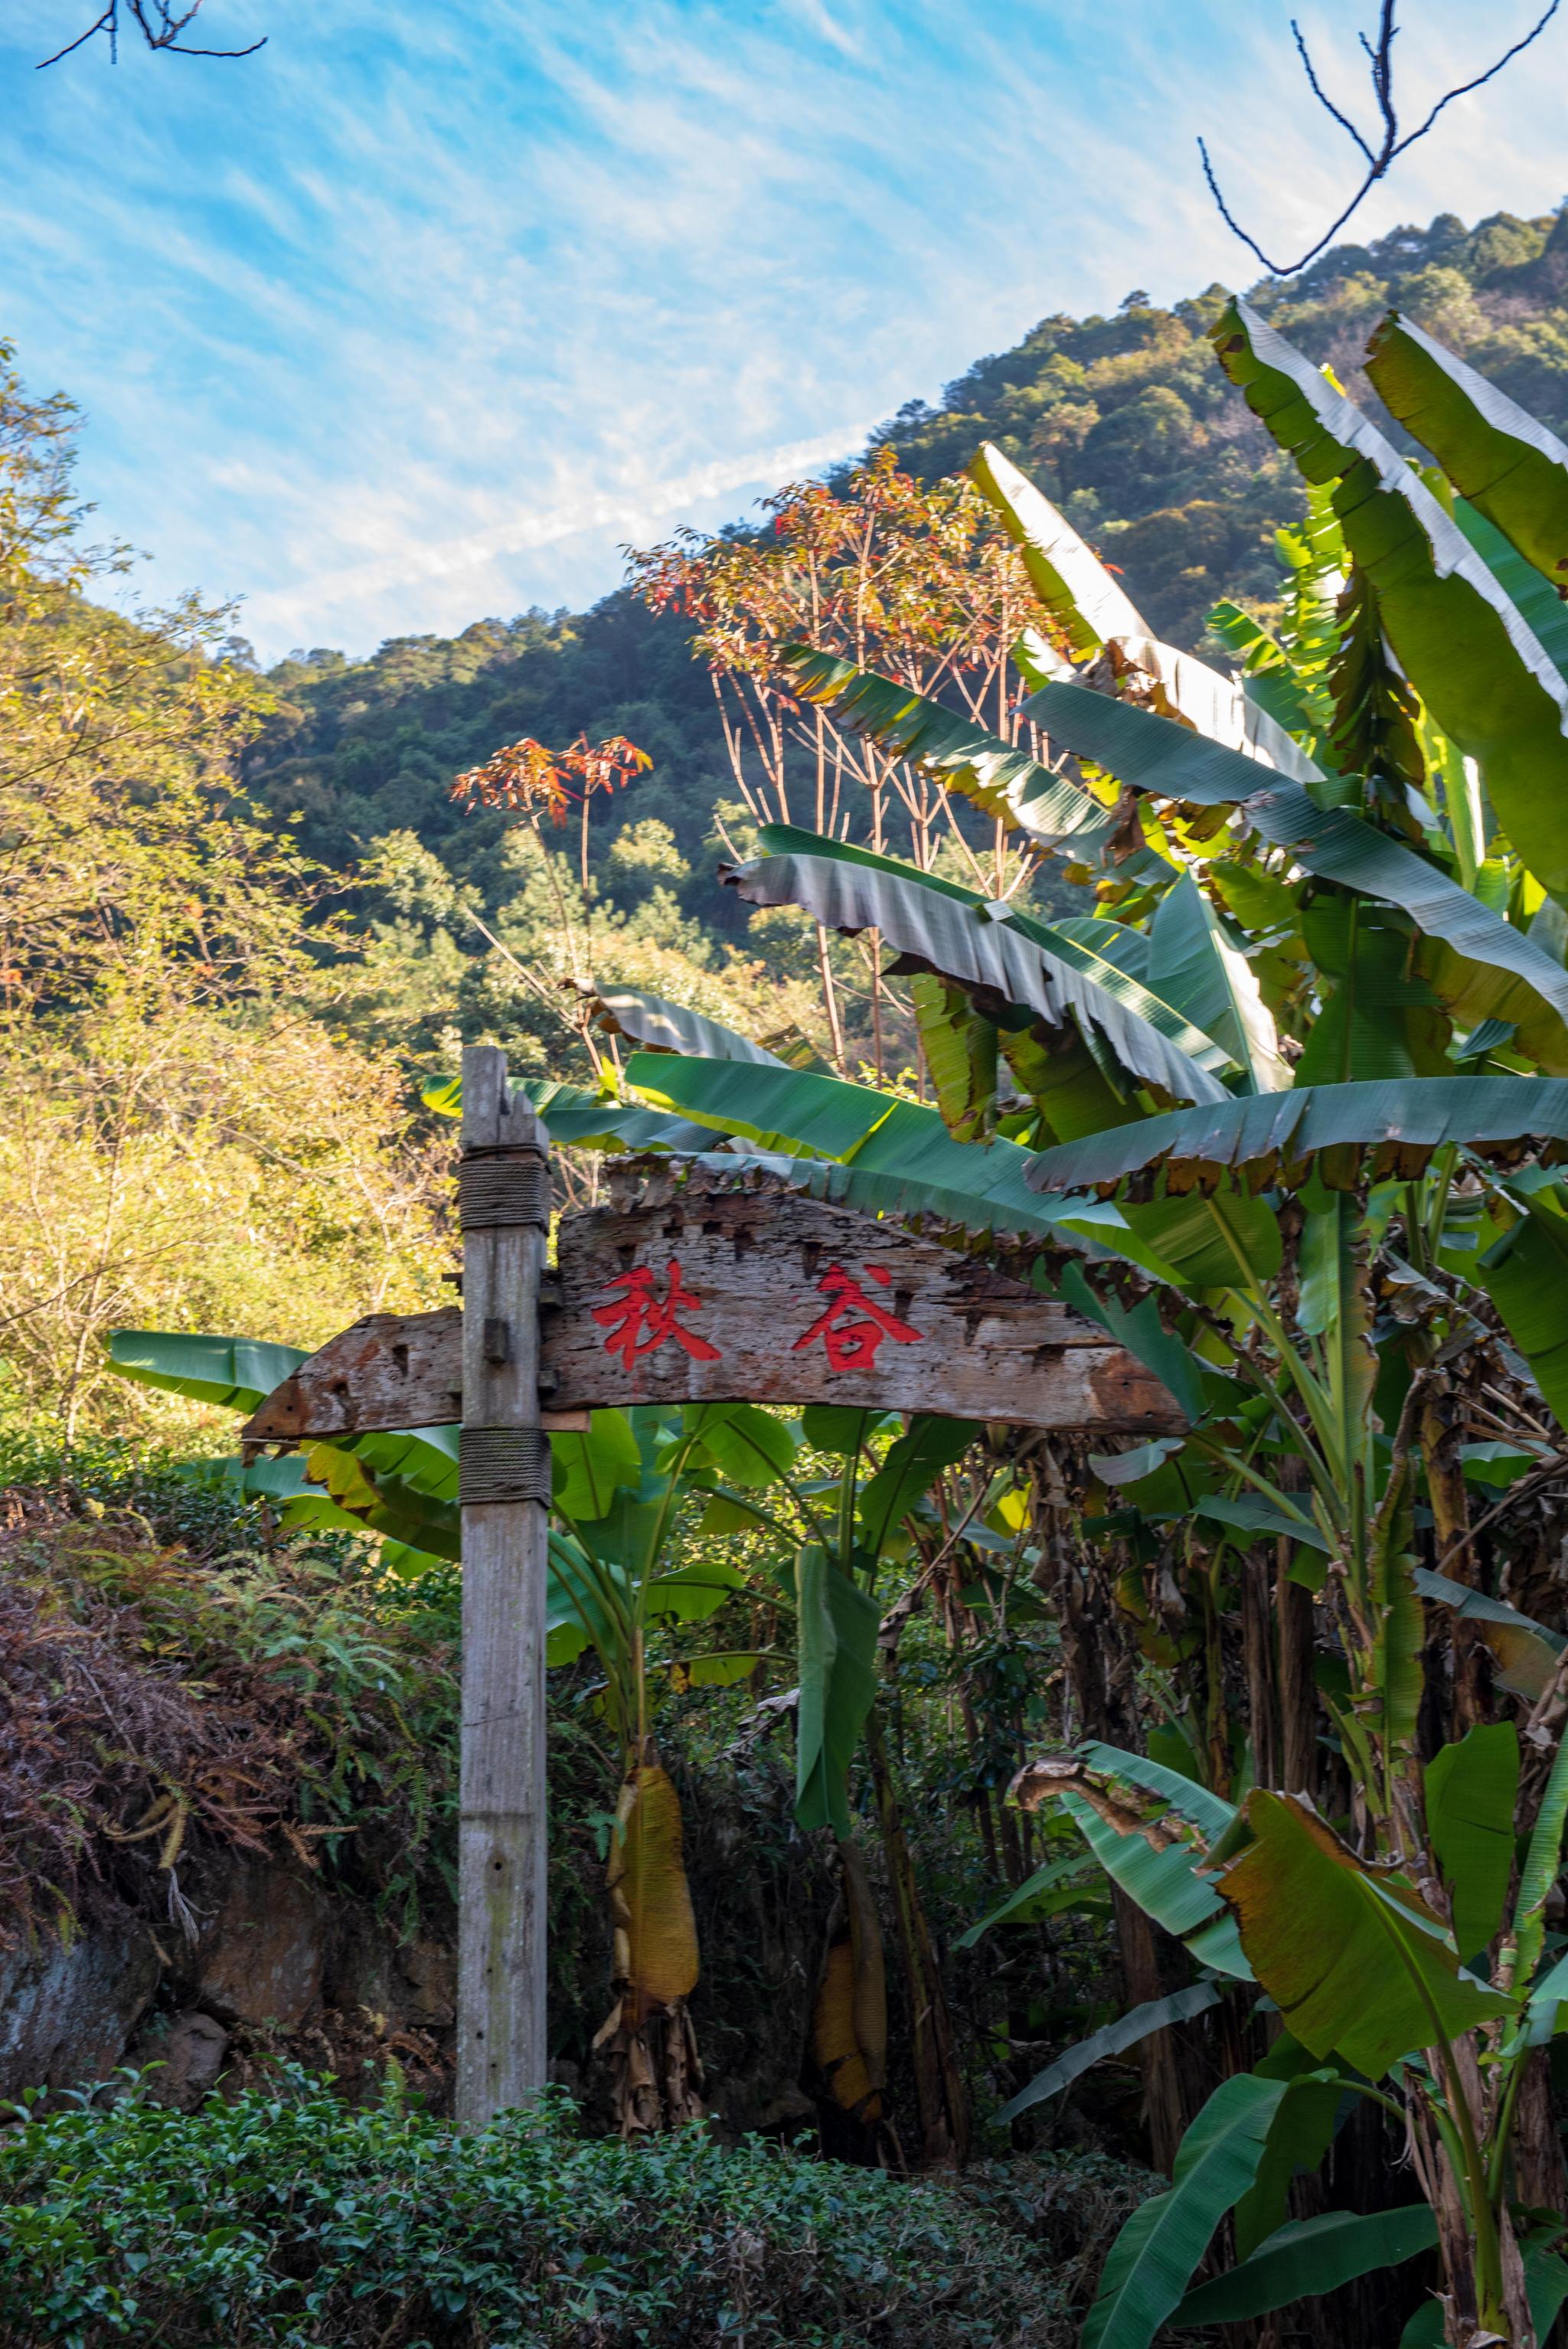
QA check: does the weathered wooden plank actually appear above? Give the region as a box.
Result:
[245,1186,1183,1439]
[455,1047,550,2125]
[544,1186,1183,1432]
[243,1310,588,1439]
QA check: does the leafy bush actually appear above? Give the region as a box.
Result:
[0,2075,1142,2347]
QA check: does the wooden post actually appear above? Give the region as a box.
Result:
[456,1045,551,2123]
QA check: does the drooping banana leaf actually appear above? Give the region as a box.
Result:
[106,1328,309,1414]
[726,825,1234,1103]
[1478,1182,1568,1432]
[582,982,788,1066]
[1082,2075,1287,2349]
[1423,1721,1520,1961]
[780,644,1129,860]
[1171,2206,1439,2329]
[997,1984,1222,2125]
[953,1851,1099,1949]
[909,971,999,1141]
[1027,683,1568,1031]
[1215,1792,1515,2078]
[1415,1568,1566,1702]
[1450,497,1568,686]
[968,438,1150,657]
[1210,296,1568,896]
[1366,309,1568,592]
[794,1543,880,1838]
[1147,872,1291,1093]
[1025,1075,1568,1194]
[1058,1789,1252,1979]
[422,1070,723,1154]
[969,440,1319,779]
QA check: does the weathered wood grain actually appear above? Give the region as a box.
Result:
[455,1047,550,2125]
[246,1188,1183,1439]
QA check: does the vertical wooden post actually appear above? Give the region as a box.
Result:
[456,1045,551,2124]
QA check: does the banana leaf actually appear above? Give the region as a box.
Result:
[552,1410,642,1522]
[1171,2205,1438,2328]
[858,1414,975,1560]
[1083,2074,1287,2349]
[780,644,1129,859]
[1215,1792,1515,2078]
[997,1984,1222,2125]
[422,1070,722,1154]
[794,1544,880,1838]
[1478,1183,1568,1431]
[1060,1789,1252,1978]
[954,1851,1098,1949]
[583,982,787,1066]
[1210,296,1568,897]
[1147,873,1290,1093]
[1025,1075,1568,1193]
[1027,684,1568,1031]
[726,826,1233,1103]
[1415,1567,1566,1701]
[910,971,999,1141]
[106,1328,308,1414]
[1367,310,1568,592]
[1423,1722,1520,1961]
[968,439,1149,657]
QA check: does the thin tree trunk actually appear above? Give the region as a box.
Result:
[1420,1389,1488,1735]
[1112,1885,1184,2175]
[864,1708,970,2166]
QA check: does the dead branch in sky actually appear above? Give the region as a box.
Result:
[38,2,265,68]
[1198,1,1561,277]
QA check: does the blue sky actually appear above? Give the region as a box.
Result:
[3,0,1566,663]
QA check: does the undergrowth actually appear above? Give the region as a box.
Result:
[0,2071,1145,2348]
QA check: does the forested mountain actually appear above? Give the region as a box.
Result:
[245,202,1568,946]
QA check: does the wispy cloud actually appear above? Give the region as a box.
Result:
[2,0,1564,661]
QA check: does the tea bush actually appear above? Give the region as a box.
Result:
[0,2073,1142,2348]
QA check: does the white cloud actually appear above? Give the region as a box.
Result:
[2,0,1566,662]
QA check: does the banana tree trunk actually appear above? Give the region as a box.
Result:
[863,1707,970,2164]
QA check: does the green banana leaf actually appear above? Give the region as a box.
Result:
[1210,296,1568,897]
[1451,498,1568,685]
[551,1410,642,1523]
[1148,872,1290,1093]
[1082,2074,1287,2349]
[582,982,788,1066]
[794,1544,880,1838]
[1366,309,1568,591]
[1025,1075,1568,1193]
[423,1070,723,1154]
[1060,1789,1252,1979]
[780,643,1130,860]
[1513,1727,1568,1991]
[1423,1722,1520,1961]
[1216,1791,1515,2078]
[1232,2038,1348,2262]
[1171,2205,1438,2328]
[857,1414,975,1560]
[1478,1183,1568,1431]
[1076,1739,1237,1843]
[1026,682,1568,1031]
[968,438,1148,656]
[909,970,999,1141]
[726,825,1234,1102]
[953,1851,1098,1949]
[678,1400,798,1488]
[997,1984,1222,2125]
[106,1328,308,1414]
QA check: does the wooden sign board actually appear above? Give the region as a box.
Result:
[247,1185,1182,1442]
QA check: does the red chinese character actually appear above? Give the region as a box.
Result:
[792,1262,923,1374]
[593,1260,722,1371]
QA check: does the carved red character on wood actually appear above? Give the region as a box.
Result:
[792,1263,923,1374]
[593,1262,723,1370]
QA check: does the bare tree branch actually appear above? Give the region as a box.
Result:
[1199,0,1560,279]
[38,2,266,68]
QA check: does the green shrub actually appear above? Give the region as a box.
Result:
[0,2073,1138,2347]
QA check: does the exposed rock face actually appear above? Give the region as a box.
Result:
[126,2009,230,2110]
[194,1865,332,2030]
[0,1926,162,2099]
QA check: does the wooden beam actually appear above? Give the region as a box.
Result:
[245,1181,1183,1442]
[455,1046,550,2125]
